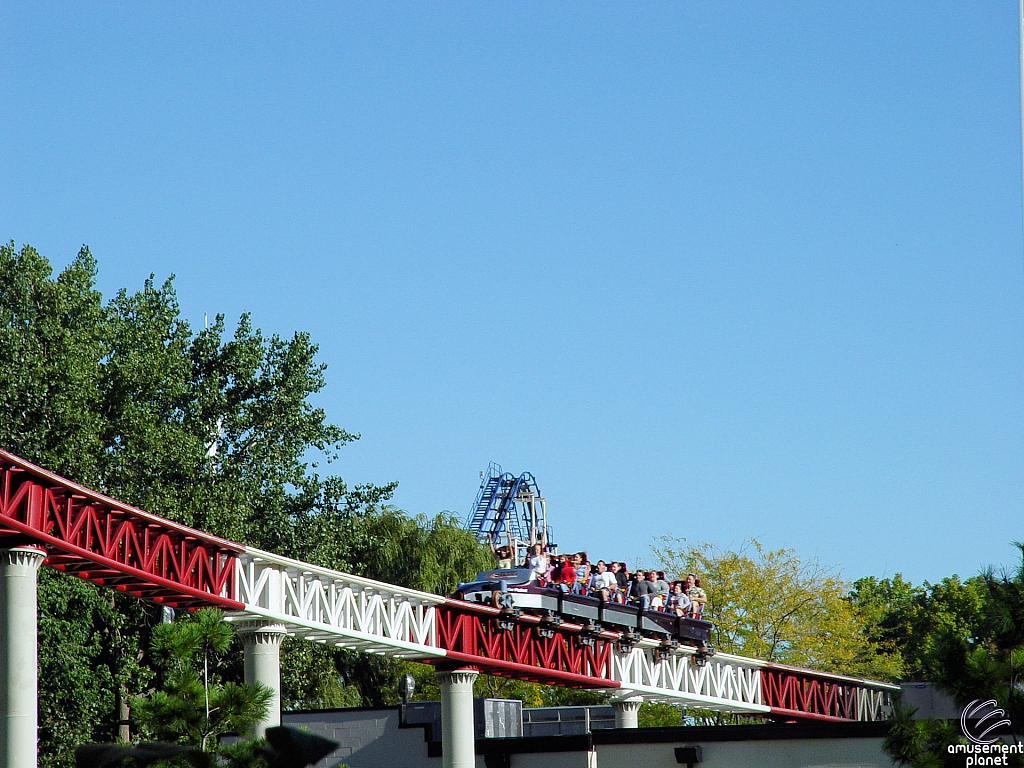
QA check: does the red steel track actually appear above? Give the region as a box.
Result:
[760,667,885,722]
[0,450,243,610]
[436,600,616,688]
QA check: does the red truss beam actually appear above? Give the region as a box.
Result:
[761,668,869,722]
[0,450,244,610]
[432,602,619,689]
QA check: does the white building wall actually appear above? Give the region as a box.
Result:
[512,750,597,768]
[596,738,895,768]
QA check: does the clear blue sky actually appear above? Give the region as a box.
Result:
[2,2,1021,585]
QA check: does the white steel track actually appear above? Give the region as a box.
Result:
[229,547,445,659]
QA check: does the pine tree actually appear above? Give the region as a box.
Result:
[132,610,272,753]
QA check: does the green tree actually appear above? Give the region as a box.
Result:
[883,705,969,768]
[652,537,901,680]
[849,573,986,681]
[0,240,599,756]
[280,641,363,711]
[132,610,271,752]
[927,545,1024,727]
[881,545,1023,768]
[0,243,105,484]
[638,702,684,728]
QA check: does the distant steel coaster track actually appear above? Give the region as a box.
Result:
[466,462,547,550]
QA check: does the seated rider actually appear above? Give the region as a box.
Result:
[632,569,658,611]
[647,570,666,610]
[685,573,707,618]
[572,552,590,594]
[628,569,645,603]
[588,560,616,602]
[655,571,671,603]
[666,581,692,617]
[610,561,628,603]
[555,556,574,591]
[545,555,560,583]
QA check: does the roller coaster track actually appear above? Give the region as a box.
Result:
[0,450,896,722]
[466,463,545,549]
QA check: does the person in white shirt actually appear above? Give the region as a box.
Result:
[527,543,549,583]
[588,560,616,602]
[667,581,692,616]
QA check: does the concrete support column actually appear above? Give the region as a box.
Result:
[0,546,45,768]
[436,667,479,768]
[239,622,286,738]
[612,697,643,729]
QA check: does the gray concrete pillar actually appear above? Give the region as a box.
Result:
[436,667,479,768]
[239,622,286,738]
[0,546,45,768]
[612,697,643,728]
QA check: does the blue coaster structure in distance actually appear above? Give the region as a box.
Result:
[466,463,555,562]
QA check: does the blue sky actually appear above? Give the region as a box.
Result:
[2,2,1022,584]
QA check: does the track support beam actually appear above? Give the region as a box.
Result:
[239,622,287,738]
[437,667,479,768]
[0,546,45,768]
[613,697,643,729]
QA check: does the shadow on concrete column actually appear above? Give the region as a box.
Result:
[0,545,45,768]
[612,697,643,729]
[239,622,287,739]
[436,667,479,768]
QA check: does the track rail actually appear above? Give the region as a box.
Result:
[0,450,897,721]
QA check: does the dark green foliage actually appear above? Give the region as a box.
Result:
[849,573,987,682]
[37,568,158,761]
[36,570,117,759]
[75,741,211,768]
[279,641,362,711]
[926,544,1024,727]
[217,739,270,768]
[0,243,105,483]
[637,702,683,728]
[881,545,1024,768]
[131,610,271,752]
[883,703,968,768]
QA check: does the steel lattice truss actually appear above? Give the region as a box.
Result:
[233,548,444,659]
[0,451,241,609]
[0,450,897,721]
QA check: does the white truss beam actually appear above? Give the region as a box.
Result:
[229,547,445,658]
[609,644,770,713]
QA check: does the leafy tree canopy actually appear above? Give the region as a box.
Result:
[652,536,902,680]
[849,572,987,682]
[881,545,1024,768]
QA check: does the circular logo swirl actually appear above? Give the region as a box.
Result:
[960,699,1011,745]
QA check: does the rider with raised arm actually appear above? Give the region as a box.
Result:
[527,542,549,584]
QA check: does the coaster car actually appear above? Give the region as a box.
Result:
[453,568,712,647]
